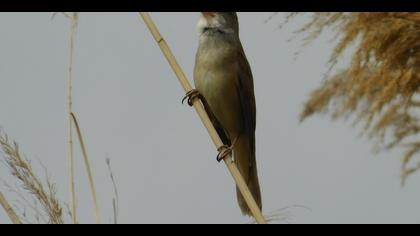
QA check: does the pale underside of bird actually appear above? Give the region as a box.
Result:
[193,12,262,216]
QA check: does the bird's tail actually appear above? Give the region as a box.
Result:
[233,134,262,216]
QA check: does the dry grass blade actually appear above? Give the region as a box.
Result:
[0,134,64,224]
[106,158,119,224]
[70,112,100,224]
[0,192,22,224]
[139,12,267,224]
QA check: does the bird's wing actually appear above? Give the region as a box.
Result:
[201,96,231,146]
[233,45,262,214]
[236,45,256,151]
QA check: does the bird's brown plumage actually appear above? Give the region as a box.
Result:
[194,12,262,216]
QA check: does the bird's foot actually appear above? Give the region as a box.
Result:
[217,145,233,162]
[216,136,238,162]
[182,89,201,107]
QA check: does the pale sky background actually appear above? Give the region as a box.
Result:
[0,12,420,224]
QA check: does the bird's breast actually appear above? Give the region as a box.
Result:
[194,46,243,135]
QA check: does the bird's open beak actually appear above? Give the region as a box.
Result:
[201,12,217,18]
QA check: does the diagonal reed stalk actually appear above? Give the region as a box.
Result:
[70,112,100,224]
[138,12,267,224]
[0,192,22,224]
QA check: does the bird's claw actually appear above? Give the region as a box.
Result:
[182,89,201,107]
[217,145,233,162]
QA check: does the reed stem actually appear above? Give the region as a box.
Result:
[0,192,22,224]
[67,12,78,224]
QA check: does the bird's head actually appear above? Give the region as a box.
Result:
[198,12,239,36]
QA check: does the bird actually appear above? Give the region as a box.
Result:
[193,12,262,216]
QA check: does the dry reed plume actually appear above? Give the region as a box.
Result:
[0,133,64,224]
[292,13,420,183]
[0,130,118,224]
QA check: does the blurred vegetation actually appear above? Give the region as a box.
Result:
[291,13,420,184]
[0,133,66,224]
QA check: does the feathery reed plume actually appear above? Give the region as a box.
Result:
[289,13,420,184]
[0,192,21,224]
[0,133,64,224]
[248,205,310,224]
[139,12,267,224]
[70,113,100,224]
